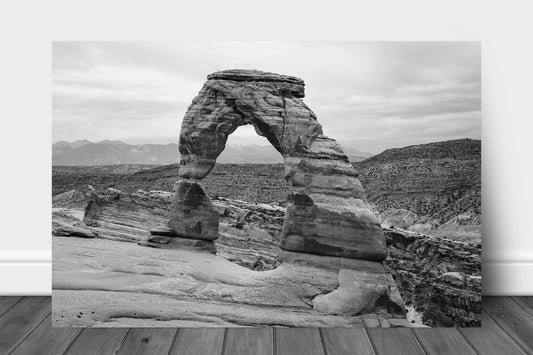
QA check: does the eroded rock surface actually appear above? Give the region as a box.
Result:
[171,69,386,261]
[52,189,405,327]
[68,189,282,270]
[52,239,405,327]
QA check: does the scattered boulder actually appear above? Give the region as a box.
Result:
[52,189,89,209]
[52,208,84,229]
[149,226,174,236]
[378,208,439,234]
[139,235,217,254]
[53,225,96,238]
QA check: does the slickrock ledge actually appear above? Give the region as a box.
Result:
[52,189,407,327]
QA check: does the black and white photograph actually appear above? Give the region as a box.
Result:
[50,41,482,329]
[5,1,533,353]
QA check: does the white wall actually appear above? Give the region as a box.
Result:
[1,1,532,295]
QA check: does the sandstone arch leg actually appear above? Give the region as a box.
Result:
[281,136,387,261]
[168,180,219,240]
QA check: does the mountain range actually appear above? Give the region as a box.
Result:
[52,140,373,165]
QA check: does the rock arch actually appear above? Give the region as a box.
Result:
[156,69,386,261]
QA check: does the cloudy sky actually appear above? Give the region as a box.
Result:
[52,41,480,154]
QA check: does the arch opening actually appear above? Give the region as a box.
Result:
[217,124,283,164]
[150,69,388,263]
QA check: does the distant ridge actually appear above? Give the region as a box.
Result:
[360,138,480,163]
[52,140,372,165]
[52,140,180,166]
[354,138,481,242]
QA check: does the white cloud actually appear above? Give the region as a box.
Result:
[52,41,480,153]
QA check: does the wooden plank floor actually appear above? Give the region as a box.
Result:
[0,297,532,354]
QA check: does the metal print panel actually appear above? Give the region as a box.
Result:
[52,41,481,327]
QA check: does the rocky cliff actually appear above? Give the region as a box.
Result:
[383,228,481,327]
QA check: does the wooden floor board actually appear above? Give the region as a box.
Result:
[9,314,81,355]
[0,296,22,316]
[64,328,129,355]
[1,296,533,354]
[511,296,533,316]
[484,296,533,354]
[0,296,50,354]
[321,328,375,355]
[169,328,225,355]
[459,310,527,355]
[116,328,177,355]
[366,328,425,355]
[224,328,273,355]
[413,328,477,355]
[275,328,325,355]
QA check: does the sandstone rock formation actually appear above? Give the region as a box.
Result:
[53,237,406,327]
[64,188,285,270]
[162,69,386,261]
[53,189,408,327]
